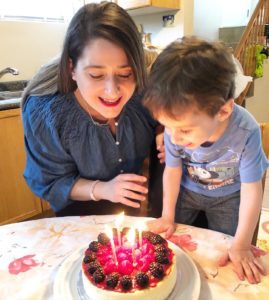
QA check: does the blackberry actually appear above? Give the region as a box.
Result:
[120,275,132,291]
[135,271,149,288]
[93,269,105,284]
[83,252,96,264]
[149,262,164,279]
[154,244,168,255]
[89,241,101,252]
[88,261,101,275]
[155,252,170,264]
[142,231,154,240]
[97,232,110,245]
[106,272,120,289]
[148,234,165,245]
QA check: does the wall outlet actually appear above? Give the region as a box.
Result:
[163,15,175,28]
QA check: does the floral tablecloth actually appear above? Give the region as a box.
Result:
[0,215,268,300]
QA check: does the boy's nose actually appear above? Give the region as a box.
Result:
[170,130,183,144]
[104,77,120,96]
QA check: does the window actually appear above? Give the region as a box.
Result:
[0,0,85,22]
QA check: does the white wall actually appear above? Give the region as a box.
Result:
[193,0,222,41]
[246,61,269,122]
[0,20,66,81]
[193,0,259,41]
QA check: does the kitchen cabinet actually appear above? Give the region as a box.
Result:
[117,0,180,15]
[0,108,52,225]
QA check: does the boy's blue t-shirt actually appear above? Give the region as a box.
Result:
[165,104,269,196]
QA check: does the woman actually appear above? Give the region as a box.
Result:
[22,2,159,217]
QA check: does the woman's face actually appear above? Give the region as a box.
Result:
[71,38,136,120]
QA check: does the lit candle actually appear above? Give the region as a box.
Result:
[137,221,145,247]
[127,228,136,266]
[105,226,118,265]
[115,211,124,246]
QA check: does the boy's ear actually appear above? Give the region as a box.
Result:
[217,98,234,121]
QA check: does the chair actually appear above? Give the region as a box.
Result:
[252,122,269,245]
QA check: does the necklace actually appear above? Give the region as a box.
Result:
[88,111,110,126]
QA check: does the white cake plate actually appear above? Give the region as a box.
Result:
[53,242,201,300]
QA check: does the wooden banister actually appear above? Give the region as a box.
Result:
[234,0,269,106]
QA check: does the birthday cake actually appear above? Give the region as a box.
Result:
[82,229,177,300]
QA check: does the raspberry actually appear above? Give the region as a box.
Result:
[89,241,101,252]
[83,252,96,264]
[97,232,110,245]
[149,262,164,279]
[120,275,132,291]
[155,252,170,264]
[93,269,105,284]
[88,261,101,275]
[106,272,120,289]
[148,234,165,245]
[154,244,168,255]
[135,271,149,288]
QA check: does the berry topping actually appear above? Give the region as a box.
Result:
[142,231,154,239]
[135,271,149,288]
[97,232,110,245]
[148,234,165,245]
[154,244,168,255]
[155,252,170,264]
[88,261,101,275]
[93,269,105,284]
[89,241,101,252]
[149,262,164,279]
[83,252,96,264]
[118,259,134,275]
[106,272,120,289]
[120,275,133,291]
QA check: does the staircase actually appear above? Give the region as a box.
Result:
[234,0,269,106]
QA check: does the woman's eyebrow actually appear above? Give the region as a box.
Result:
[84,64,131,70]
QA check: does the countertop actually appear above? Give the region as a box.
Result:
[0,97,21,110]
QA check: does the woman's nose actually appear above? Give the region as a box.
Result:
[104,77,120,96]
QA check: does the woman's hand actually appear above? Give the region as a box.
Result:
[156,131,165,164]
[219,246,266,284]
[147,217,176,239]
[95,174,148,208]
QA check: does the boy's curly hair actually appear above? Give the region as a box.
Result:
[143,36,236,118]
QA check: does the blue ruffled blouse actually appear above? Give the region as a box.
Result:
[22,92,156,212]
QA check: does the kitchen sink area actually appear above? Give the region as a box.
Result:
[0,80,27,110]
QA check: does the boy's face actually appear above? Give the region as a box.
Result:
[158,103,233,149]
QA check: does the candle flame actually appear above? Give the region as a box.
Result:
[137,221,146,231]
[115,211,125,228]
[126,228,136,246]
[105,225,113,240]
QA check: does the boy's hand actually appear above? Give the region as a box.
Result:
[147,217,176,239]
[219,246,266,284]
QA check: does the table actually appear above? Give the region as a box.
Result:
[0,215,268,300]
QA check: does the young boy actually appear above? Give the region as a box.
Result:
[144,36,269,284]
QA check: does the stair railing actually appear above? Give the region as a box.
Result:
[234,0,269,105]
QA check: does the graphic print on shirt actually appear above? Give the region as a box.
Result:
[178,148,240,190]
